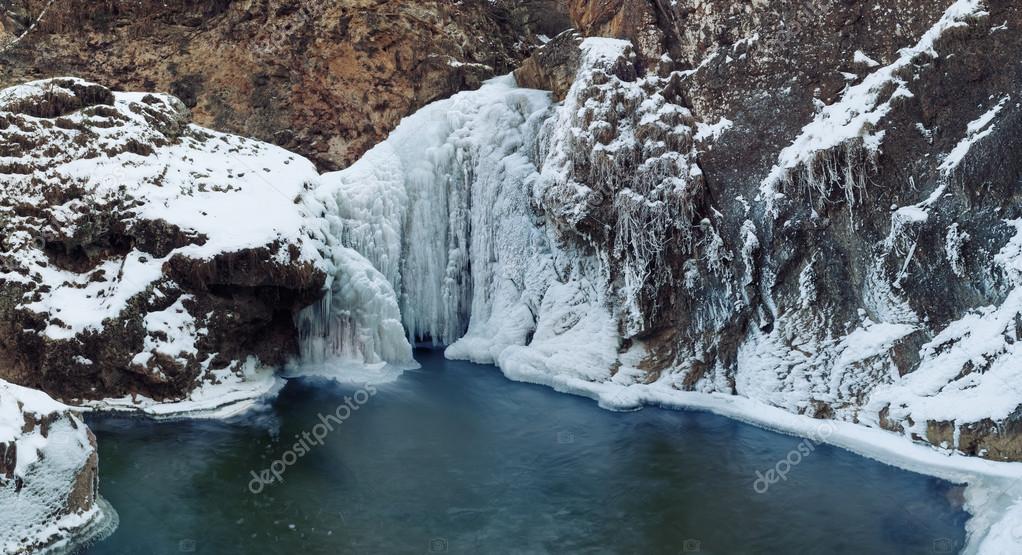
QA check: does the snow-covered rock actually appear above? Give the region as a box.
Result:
[0,77,327,408]
[0,379,113,553]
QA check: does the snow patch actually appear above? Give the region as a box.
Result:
[761,0,987,209]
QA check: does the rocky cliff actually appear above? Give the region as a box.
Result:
[517,0,1022,461]
[0,0,570,171]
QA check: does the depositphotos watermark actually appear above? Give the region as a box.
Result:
[753,421,836,494]
[248,384,378,494]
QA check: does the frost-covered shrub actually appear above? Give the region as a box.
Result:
[535,39,710,335]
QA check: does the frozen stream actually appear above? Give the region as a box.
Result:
[77,350,968,554]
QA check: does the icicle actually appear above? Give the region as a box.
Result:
[296,246,414,367]
[310,76,555,361]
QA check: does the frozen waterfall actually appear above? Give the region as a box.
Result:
[299,41,634,384]
[307,76,555,358]
[296,246,413,369]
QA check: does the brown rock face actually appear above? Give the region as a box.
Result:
[513,30,583,101]
[498,0,573,39]
[927,410,1022,462]
[567,0,666,64]
[0,0,568,171]
[65,427,99,514]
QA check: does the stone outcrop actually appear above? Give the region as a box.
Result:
[514,0,1022,461]
[513,30,583,101]
[567,0,666,64]
[0,379,104,553]
[0,77,327,403]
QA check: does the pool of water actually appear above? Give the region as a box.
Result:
[77,349,969,554]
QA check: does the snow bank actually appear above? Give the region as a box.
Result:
[77,359,282,420]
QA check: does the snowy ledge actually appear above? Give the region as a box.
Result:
[71,357,420,420]
[494,359,1022,554]
[31,497,119,555]
[1,380,116,553]
[74,361,282,421]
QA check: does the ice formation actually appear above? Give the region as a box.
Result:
[313,75,560,361]
[295,245,413,371]
[310,38,690,384]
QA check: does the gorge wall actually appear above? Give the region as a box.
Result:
[2,0,1022,462]
[552,0,1022,460]
[308,0,1022,463]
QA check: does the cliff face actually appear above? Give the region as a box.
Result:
[512,0,1022,460]
[0,0,570,171]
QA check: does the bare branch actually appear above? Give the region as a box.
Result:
[0,0,57,55]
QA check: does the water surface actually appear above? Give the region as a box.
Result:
[79,349,969,554]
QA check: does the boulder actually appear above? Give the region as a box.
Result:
[514,30,584,101]
[0,379,107,553]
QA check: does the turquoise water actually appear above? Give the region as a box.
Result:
[78,349,969,554]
